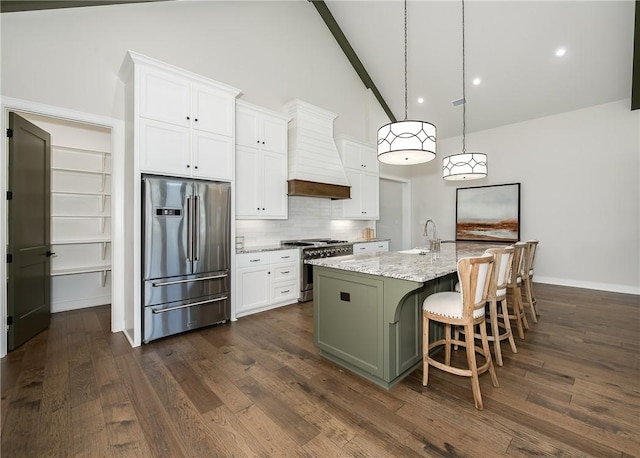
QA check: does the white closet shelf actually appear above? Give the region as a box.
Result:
[52,238,111,245]
[52,145,111,155]
[52,214,111,218]
[51,265,111,276]
[52,190,111,196]
[51,166,111,176]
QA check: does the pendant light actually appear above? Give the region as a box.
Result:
[442,0,487,180]
[377,0,436,165]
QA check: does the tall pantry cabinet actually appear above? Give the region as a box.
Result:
[120,51,240,346]
[235,101,289,219]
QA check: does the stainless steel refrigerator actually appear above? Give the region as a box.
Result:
[142,175,231,343]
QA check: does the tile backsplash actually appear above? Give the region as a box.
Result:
[236,196,372,247]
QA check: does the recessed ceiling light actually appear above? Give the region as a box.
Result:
[555,47,567,57]
[417,97,424,104]
[472,78,481,86]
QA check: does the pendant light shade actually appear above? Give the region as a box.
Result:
[377,120,436,165]
[377,0,436,165]
[442,0,487,181]
[442,152,487,180]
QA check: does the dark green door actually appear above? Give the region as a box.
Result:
[7,112,52,351]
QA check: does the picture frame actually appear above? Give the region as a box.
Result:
[456,183,521,242]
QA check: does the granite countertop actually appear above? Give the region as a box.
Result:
[307,242,502,283]
[236,244,287,255]
[236,238,391,255]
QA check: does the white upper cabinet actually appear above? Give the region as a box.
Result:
[235,101,289,219]
[335,136,380,220]
[126,52,240,181]
[236,103,287,154]
[191,83,234,137]
[338,135,379,174]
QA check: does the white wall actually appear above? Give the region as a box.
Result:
[0,1,371,140]
[410,99,640,294]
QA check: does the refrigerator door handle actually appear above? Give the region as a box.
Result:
[151,296,228,314]
[194,194,200,261]
[186,195,193,262]
[151,273,228,287]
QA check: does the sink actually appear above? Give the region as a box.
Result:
[398,248,429,255]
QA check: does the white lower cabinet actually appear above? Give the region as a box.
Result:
[353,240,389,254]
[236,249,299,317]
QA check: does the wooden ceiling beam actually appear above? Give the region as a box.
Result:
[309,0,397,123]
[0,0,167,14]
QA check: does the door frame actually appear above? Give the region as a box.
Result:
[1,97,125,357]
[378,175,411,251]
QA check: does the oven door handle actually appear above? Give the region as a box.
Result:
[151,296,228,314]
[151,273,228,287]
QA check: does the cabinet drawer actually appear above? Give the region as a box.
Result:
[271,263,297,282]
[270,249,298,263]
[237,253,269,268]
[271,282,298,303]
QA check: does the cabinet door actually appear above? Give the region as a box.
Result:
[360,173,379,219]
[192,84,234,137]
[342,169,362,218]
[139,67,191,128]
[235,147,263,217]
[339,140,363,170]
[237,266,270,313]
[235,108,260,148]
[262,152,287,218]
[139,118,190,176]
[262,116,287,154]
[360,146,379,173]
[192,132,232,181]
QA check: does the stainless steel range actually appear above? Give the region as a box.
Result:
[280,239,353,302]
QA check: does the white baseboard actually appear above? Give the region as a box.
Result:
[535,276,640,296]
[52,296,110,313]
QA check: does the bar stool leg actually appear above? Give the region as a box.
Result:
[488,297,503,366]
[465,324,483,410]
[422,313,430,386]
[499,297,518,354]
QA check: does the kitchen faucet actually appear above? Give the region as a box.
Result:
[424,219,437,240]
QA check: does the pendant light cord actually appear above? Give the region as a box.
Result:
[462,0,466,153]
[404,0,408,121]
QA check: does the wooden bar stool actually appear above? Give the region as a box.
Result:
[482,246,517,366]
[522,240,539,323]
[506,242,528,339]
[422,254,498,410]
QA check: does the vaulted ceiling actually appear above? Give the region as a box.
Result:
[2,0,635,139]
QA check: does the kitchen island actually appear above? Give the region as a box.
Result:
[309,242,499,389]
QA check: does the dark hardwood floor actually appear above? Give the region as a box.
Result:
[2,283,639,457]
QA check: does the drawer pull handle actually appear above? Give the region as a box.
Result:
[281,271,290,274]
[281,256,290,259]
[151,296,228,313]
[282,290,290,294]
[249,259,261,262]
[152,274,227,287]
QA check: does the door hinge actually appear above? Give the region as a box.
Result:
[6,191,12,200]
[7,254,13,263]
[6,316,13,326]
[6,128,13,138]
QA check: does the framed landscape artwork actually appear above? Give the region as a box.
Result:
[456,183,521,242]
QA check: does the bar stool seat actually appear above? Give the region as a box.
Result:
[422,254,499,410]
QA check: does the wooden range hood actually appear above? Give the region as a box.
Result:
[287,179,350,200]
